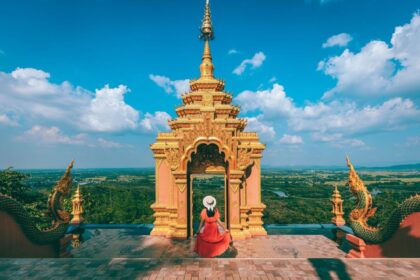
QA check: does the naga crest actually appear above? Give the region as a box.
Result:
[47,160,74,224]
[346,156,377,223]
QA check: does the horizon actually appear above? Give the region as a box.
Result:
[1,0,420,168]
[11,161,420,171]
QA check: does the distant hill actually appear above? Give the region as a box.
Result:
[12,163,420,172]
[262,163,420,171]
[359,163,420,171]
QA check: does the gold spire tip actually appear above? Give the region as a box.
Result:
[200,0,214,40]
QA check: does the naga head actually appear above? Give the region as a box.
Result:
[56,160,74,196]
[47,160,74,224]
[346,156,377,222]
[346,155,366,194]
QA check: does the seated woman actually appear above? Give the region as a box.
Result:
[195,196,231,258]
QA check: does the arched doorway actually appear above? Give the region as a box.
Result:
[186,144,229,238]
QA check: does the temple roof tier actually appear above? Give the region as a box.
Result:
[181,91,232,105]
[189,78,225,92]
[175,104,240,118]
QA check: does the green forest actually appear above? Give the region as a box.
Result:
[1,167,419,229]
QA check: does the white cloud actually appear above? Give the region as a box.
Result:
[149,74,190,98]
[0,68,84,123]
[19,125,86,145]
[269,77,277,83]
[318,13,420,99]
[83,85,139,132]
[236,83,297,119]
[322,33,353,48]
[97,138,123,148]
[228,49,238,55]
[279,134,304,145]
[405,136,420,147]
[0,67,169,134]
[312,132,365,148]
[0,114,18,126]
[233,52,266,75]
[236,83,420,143]
[18,125,128,148]
[140,111,171,132]
[245,116,275,142]
[291,98,420,135]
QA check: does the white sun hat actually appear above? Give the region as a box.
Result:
[203,195,216,211]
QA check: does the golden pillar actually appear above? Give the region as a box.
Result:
[150,157,171,236]
[228,170,246,240]
[173,171,188,239]
[331,185,345,226]
[70,184,84,225]
[240,178,251,238]
[246,158,267,236]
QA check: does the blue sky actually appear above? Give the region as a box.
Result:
[0,0,419,168]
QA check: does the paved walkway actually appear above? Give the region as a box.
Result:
[2,230,419,279]
[1,258,419,279]
[71,229,346,258]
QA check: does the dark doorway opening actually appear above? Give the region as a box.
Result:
[186,143,229,239]
[191,174,226,235]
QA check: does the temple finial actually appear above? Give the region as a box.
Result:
[199,0,215,79]
[200,0,214,41]
[346,155,353,169]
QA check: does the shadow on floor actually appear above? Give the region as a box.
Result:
[309,258,352,280]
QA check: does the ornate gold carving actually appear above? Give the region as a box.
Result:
[48,160,73,224]
[238,147,253,170]
[202,93,213,106]
[70,184,84,225]
[331,185,345,226]
[165,148,179,171]
[346,156,377,225]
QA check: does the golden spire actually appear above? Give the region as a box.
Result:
[331,184,345,226]
[200,0,214,41]
[199,0,214,79]
[189,0,224,91]
[70,184,84,225]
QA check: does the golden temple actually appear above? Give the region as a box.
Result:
[150,0,266,240]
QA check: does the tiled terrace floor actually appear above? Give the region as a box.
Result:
[1,229,419,279]
[71,229,346,259]
[1,258,419,279]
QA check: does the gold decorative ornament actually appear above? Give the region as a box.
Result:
[70,184,84,225]
[331,185,345,226]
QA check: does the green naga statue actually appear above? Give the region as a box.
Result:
[0,160,74,244]
[346,157,420,244]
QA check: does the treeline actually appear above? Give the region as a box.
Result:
[81,184,155,224]
[0,168,51,229]
[1,168,419,228]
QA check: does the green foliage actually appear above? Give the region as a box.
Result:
[0,168,51,229]
[1,168,419,227]
[81,184,155,224]
[192,176,225,224]
[260,169,420,225]
[0,167,30,200]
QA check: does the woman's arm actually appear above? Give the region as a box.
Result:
[217,218,226,230]
[197,219,204,234]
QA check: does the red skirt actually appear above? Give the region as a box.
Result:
[195,230,231,258]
